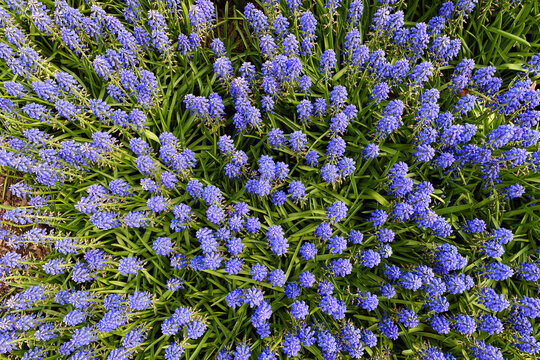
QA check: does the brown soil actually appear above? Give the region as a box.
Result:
[0,173,27,255]
[0,173,49,295]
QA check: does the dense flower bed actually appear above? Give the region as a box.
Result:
[0,0,539,359]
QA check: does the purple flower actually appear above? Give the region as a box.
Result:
[250,263,268,282]
[289,131,307,153]
[153,237,174,256]
[321,163,339,185]
[282,34,299,57]
[300,242,317,260]
[273,14,289,37]
[118,256,144,276]
[409,61,433,87]
[327,136,346,160]
[290,300,309,320]
[371,82,390,104]
[378,315,399,340]
[326,201,347,223]
[266,225,289,256]
[214,57,233,79]
[329,85,348,109]
[305,150,319,167]
[348,0,363,27]
[268,269,286,287]
[297,100,313,123]
[288,180,307,203]
[259,34,276,57]
[331,258,352,277]
[320,49,337,76]
[211,38,226,57]
[329,112,349,135]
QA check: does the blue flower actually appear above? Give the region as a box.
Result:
[273,14,289,37]
[282,34,299,57]
[186,319,207,339]
[153,237,174,256]
[284,282,300,299]
[371,82,390,104]
[327,136,346,161]
[289,130,307,153]
[326,201,347,224]
[378,315,398,340]
[266,225,289,255]
[245,5,268,35]
[330,112,349,135]
[300,242,317,260]
[409,61,433,87]
[375,115,402,139]
[259,34,276,57]
[320,49,337,76]
[348,0,363,27]
[329,85,348,109]
[331,258,352,277]
[214,56,233,79]
[355,291,378,311]
[128,291,152,311]
[454,94,476,116]
[288,180,307,203]
[462,218,486,233]
[321,163,339,185]
[305,150,319,167]
[397,307,419,328]
[118,256,144,276]
[363,143,380,160]
[287,0,301,13]
[369,209,388,227]
[250,263,268,282]
[314,98,327,117]
[290,300,309,320]
[299,11,316,34]
[244,286,264,308]
[451,313,476,334]
[224,257,243,275]
[328,235,347,254]
[211,38,226,57]
[268,269,286,287]
[297,100,313,123]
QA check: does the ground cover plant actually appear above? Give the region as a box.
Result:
[0,0,540,359]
